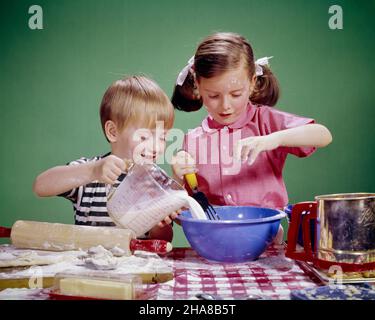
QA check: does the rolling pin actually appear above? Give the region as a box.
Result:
[0,220,172,255]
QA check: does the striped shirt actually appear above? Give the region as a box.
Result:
[59,153,126,227]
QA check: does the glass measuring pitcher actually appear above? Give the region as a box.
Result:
[107,163,188,237]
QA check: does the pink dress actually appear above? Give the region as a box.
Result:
[182,102,316,209]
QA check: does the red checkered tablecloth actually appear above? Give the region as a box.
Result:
[143,244,321,300]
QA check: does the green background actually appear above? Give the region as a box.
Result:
[0,0,374,247]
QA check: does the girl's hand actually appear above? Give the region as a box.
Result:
[234,134,280,166]
[171,151,198,180]
[93,155,133,184]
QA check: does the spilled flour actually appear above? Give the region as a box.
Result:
[0,246,85,267]
[0,245,172,280]
[0,288,49,300]
[109,188,207,237]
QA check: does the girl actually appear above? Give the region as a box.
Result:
[171,32,332,243]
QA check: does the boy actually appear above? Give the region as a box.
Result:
[33,76,178,241]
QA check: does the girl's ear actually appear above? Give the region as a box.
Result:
[249,74,257,95]
[251,74,257,89]
[104,120,118,143]
[192,71,201,99]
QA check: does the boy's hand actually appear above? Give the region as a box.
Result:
[123,158,133,172]
[234,134,280,166]
[149,208,188,242]
[148,223,173,242]
[93,155,133,184]
[171,151,198,180]
[157,209,182,227]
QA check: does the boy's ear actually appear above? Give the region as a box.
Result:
[104,120,118,143]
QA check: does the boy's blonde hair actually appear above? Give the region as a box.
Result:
[100,76,174,140]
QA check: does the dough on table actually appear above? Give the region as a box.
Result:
[0,246,84,268]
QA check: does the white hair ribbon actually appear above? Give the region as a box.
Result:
[255,56,273,76]
[176,56,195,86]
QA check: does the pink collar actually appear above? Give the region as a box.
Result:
[201,102,257,132]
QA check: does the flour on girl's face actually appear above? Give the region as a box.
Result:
[199,68,252,126]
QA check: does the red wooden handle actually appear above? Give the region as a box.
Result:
[302,206,317,259]
[286,202,317,262]
[129,239,172,254]
[0,226,11,238]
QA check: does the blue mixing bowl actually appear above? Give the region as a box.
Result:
[178,206,286,263]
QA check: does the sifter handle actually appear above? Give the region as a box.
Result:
[285,202,317,262]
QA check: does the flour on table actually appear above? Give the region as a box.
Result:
[257,256,295,270]
[0,246,85,268]
[0,288,49,300]
[84,245,120,270]
[109,246,126,257]
[0,245,172,280]
[83,245,171,272]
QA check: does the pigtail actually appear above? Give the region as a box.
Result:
[171,70,203,112]
[250,65,280,107]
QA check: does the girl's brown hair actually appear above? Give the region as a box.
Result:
[100,75,174,140]
[172,32,280,112]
